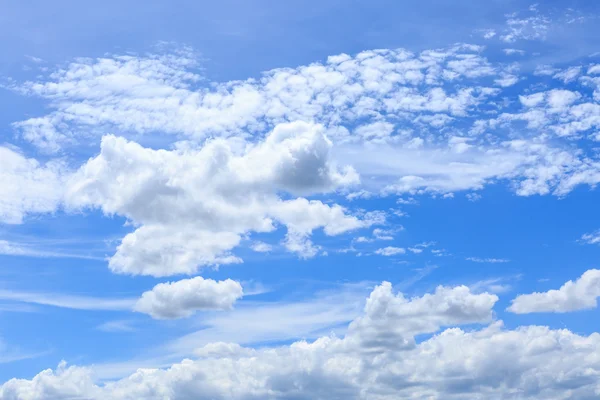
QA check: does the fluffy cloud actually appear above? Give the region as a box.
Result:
[0,146,66,224]
[4,282,600,399]
[8,44,600,203]
[508,269,600,313]
[65,121,367,276]
[134,277,243,319]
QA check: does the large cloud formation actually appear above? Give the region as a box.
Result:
[65,121,368,276]
[2,282,600,399]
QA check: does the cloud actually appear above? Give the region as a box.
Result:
[5,282,600,399]
[134,277,243,320]
[0,289,135,311]
[11,44,504,152]
[466,257,510,263]
[0,146,66,224]
[374,246,405,256]
[250,241,273,253]
[7,43,600,207]
[508,269,600,313]
[96,320,137,333]
[65,122,368,276]
[581,230,600,245]
[503,48,525,55]
[0,240,102,260]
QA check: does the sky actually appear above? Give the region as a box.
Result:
[1,1,600,399]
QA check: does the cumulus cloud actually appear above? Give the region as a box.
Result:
[6,43,600,204]
[5,282,600,399]
[65,122,367,276]
[508,269,600,313]
[134,277,243,319]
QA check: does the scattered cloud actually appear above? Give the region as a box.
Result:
[134,277,243,319]
[508,269,600,313]
[580,230,600,245]
[4,282,600,399]
[374,246,406,256]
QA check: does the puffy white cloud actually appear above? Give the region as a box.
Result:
[0,289,135,311]
[65,121,366,276]
[0,146,66,224]
[0,240,100,260]
[346,282,497,350]
[508,269,600,313]
[134,277,243,319]
[5,282,600,399]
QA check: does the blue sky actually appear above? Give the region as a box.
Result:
[1,1,600,399]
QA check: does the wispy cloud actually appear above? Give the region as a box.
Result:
[97,320,137,333]
[466,257,510,263]
[0,289,135,311]
[580,230,600,245]
[0,240,104,261]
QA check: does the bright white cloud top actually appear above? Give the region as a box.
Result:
[2,283,600,399]
[508,269,600,313]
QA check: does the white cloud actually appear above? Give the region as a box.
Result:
[0,146,66,224]
[65,122,368,276]
[465,192,482,202]
[0,289,135,311]
[581,230,600,245]
[588,64,600,75]
[7,44,600,204]
[508,269,600,313]
[134,277,243,320]
[6,282,600,399]
[494,74,519,87]
[466,257,510,263]
[374,246,405,256]
[0,240,101,260]
[553,66,582,83]
[250,241,273,252]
